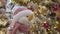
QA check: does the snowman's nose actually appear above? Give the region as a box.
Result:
[28,14,33,21]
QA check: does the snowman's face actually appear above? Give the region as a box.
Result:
[18,14,33,25]
[21,10,34,21]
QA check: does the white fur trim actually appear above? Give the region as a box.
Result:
[12,4,27,14]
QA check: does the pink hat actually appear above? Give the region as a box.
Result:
[14,8,27,15]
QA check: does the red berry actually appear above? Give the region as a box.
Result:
[43,22,49,29]
[28,8,34,11]
[52,5,59,11]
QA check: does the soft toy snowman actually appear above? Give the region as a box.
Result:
[9,3,34,34]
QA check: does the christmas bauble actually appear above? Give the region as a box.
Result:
[42,22,49,29]
[52,5,59,11]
